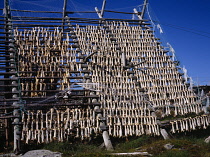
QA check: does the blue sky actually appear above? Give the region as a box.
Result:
[1,0,210,85]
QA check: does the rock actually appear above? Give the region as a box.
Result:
[160,129,170,140]
[164,143,174,150]
[22,149,62,157]
[205,136,210,143]
[0,150,62,157]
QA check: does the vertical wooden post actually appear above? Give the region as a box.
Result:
[95,0,107,19]
[5,109,9,148]
[133,0,148,21]
[4,0,21,154]
[100,0,106,17]
[94,105,113,151]
[13,106,21,154]
[141,0,149,19]
[62,0,68,32]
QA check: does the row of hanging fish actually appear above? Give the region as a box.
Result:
[21,107,159,143]
[75,22,203,116]
[170,115,210,133]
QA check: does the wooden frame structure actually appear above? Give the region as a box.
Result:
[0,0,208,154]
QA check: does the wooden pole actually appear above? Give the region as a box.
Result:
[94,105,113,151]
[4,0,21,154]
[5,109,9,148]
[101,0,106,17]
[62,0,68,32]
[141,0,148,19]
[95,0,107,18]
[13,107,21,154]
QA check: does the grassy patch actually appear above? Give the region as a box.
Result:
[40,136,153,156]
[114,135,152,152]
[156,149,189,157]
[2,128,210,157]
[42,141,107,157]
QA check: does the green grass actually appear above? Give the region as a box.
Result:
[114,136,151,152]
[156,150,189,157]
[144,134,210,157]
[2,128,210,157]
[40,135,210,157]
[43,142,108,157]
